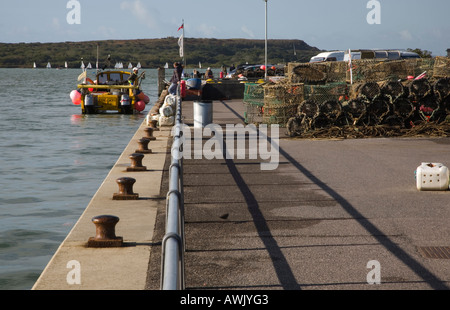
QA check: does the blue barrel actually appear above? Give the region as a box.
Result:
[186,78,201,90]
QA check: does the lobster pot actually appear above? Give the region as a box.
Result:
[262,102,299,126]
[244,103,264,124]
[263,83,304,106]
[244,83,264,106]
[193,101,213,128]
[416,163,449,191]
[243,83,264,124]
[287,62,327,84]
[433,57,450,78]
[304,82,348,105]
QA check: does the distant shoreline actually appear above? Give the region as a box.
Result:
[0,38,321,69]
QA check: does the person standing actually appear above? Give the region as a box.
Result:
[128,67,139,85]
[169,62,183,95]
[205,67,213,80]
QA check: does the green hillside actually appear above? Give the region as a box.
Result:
[0,38,321,69]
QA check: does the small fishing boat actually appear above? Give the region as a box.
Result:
[70,69,150,114]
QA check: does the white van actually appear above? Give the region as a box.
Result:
[343,50,420,61]
[309,51,345,63]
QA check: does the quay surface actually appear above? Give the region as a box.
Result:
[34,99,450,290]
[151,99,450,290]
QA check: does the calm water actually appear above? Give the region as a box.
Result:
[0,68,160,290]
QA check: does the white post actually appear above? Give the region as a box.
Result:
[264,0,268,81]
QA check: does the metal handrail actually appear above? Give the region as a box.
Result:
[160,87,185,290]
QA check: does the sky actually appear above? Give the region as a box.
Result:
[1,0,449,56]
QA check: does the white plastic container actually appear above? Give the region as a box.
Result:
[416,163,450,191]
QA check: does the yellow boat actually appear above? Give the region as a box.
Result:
[72,70,149,114]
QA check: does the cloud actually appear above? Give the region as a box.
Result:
[120,0,159,30]
[196,24,218,37]
[399,30,413,41]
[241,25,255,38]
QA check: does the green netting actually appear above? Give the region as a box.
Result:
[243,83,264,106]
[243,83,264,124]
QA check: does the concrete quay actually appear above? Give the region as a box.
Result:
[151,99,450,290]
[32,117,171,290]
[33,98,450,291]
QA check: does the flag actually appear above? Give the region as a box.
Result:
[178,24,184,31]
[77,70,87,81]
[178,33,184,58]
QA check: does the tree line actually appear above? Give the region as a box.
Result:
[0,38,321,69]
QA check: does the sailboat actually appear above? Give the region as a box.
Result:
[65,61,68,69]
[46,62,51,69]
[33,62,36,69]
[164,62,169,69]
[136,62,141,69]
[87,62,92,69]
[128,63,133,69]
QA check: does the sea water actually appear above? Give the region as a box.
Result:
[0,68,160,290]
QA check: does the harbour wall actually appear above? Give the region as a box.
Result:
[32,113,171,290]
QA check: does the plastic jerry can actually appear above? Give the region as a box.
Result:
[415,163,450,191]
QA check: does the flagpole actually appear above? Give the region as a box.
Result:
[182,19,186,69]
[348,49,353,85]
